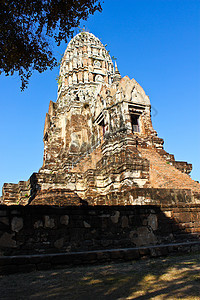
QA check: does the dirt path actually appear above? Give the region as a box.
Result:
[1,253,200,300]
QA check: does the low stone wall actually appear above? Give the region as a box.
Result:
[0,201,200,256]
[1,242,200,275]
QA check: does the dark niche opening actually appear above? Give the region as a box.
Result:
[99,119,106,136]
[131,114,140,133]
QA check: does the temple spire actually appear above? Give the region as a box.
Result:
[113,61,121,83]
[115,61,120,73]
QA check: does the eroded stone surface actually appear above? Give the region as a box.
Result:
[83,221,91,228]
[54,238,64,249]
[111,211,120,224]
[34,220,43,229]
[0,217,9,226]
[44,216,55,228]
[1,31,199,206]
[60,215,69,226]
[0,232,16,248]
[147,214,158,231]
[130,227,157,247]
[0,203,199,256]
[121,216,129,228]
[11,217,23,232]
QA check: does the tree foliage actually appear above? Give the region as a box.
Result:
[0,0,102,90]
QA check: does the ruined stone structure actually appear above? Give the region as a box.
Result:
[1,32,200,266]
[1,32,200,205]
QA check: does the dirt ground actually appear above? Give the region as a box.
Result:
[0,252,200,300]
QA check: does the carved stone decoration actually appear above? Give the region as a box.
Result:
[94,60,101,68]
[95,74,103,82]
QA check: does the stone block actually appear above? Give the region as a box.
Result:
[52,254,71,265]
[147,214,158,231]
[150,248,161,257]
[121,216,129,228]
[124,249,140,260]
[54,238,64,249]
[0,232,16,248]
[110,250,124,259]
[12,256,30,265]
[130,226,157,247]
[0,217,9,226]
[0,211,7,217]
[11,210,21,215]
[96,251,110,261]
[139,247,150,257]
[44,216,55,228]
[83,221,91,228]
[11,217,23,232]
[111,211,120,224]
[34,220,43,228]
[80,252,97,263]
[29,256,43,264]
[60,215,69,225]
[157,246,168,256]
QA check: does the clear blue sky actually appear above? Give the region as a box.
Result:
[0,0,200,195]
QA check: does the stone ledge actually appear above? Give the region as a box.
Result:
[0,241,200,275]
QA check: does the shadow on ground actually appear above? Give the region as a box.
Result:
[1,252,200,299]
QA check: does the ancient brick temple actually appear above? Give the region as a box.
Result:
[1,32,200,205]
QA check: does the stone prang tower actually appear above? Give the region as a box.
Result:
[1,32,200,205]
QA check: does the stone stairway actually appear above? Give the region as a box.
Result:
[139,147,200,193]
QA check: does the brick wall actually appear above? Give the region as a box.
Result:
[0,195,199,256]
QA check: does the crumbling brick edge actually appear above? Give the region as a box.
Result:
[1,241,200,275]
